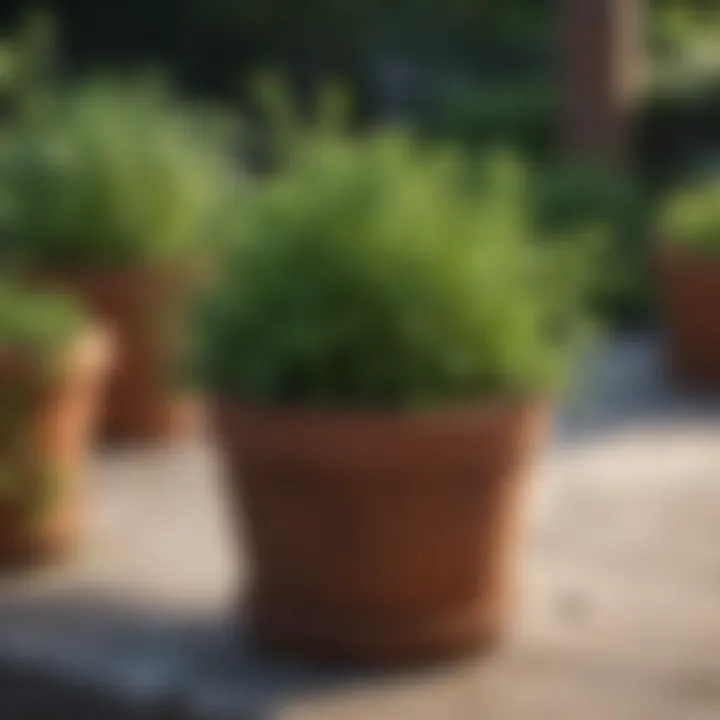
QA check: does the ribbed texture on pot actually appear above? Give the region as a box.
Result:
[213,399,547,665]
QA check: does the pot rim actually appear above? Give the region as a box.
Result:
[655,240,720,264]
[211,394,548,423]
[0,323,114,383]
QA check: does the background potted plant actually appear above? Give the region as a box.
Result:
[656,177,720,384]
[0,78,236,443]
[0,282,112,567]
[194,124,591,664]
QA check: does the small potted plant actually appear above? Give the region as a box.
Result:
[656,178,720,384]
[0,78,235,443]
[194,128,589,664]
[0,283,112,567]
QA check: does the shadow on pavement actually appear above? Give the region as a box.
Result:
[0,591,475,719]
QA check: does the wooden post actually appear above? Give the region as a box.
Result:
[562,0,646,165]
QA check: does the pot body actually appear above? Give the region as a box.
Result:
[658,248,720,385]
[213,399,547,664]
[0,328,113,566]
[39,269,201,444]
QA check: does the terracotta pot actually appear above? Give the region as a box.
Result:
[657,247,720,385]
[36,268,202,445]
[0,328,113,568]
[213,399,548,665]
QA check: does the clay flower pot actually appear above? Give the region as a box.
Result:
[0,328,113,568]
[37,268,202,445]
[213,399,548,665]
[657,247,720,385]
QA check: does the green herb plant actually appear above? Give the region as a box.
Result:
[194,97,592,408]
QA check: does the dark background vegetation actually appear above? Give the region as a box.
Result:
[0,1,719,328]
[0,1,714,166]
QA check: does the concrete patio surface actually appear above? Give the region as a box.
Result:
[2,334,720,719]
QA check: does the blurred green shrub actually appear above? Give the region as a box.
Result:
[659,175,720,253]
[420,76,558,161]
[0,12,56,127]
[0,77,237,270]
[640,3,720,191]
[653,2,720,53]
[534,164,653,328]
[194,122,592,407]
[0,281,83,356]
[419,74,652,327]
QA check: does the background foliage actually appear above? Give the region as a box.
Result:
[0,2,718,328]
[0,76,236,270]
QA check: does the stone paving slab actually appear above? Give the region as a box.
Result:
[2,334,720,719]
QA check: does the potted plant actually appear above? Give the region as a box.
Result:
[0,283,112,567]
[0,78,235,443]
[657,178,720,384]
[194,127,589,664]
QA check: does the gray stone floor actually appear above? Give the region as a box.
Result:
[3,334,720,719]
